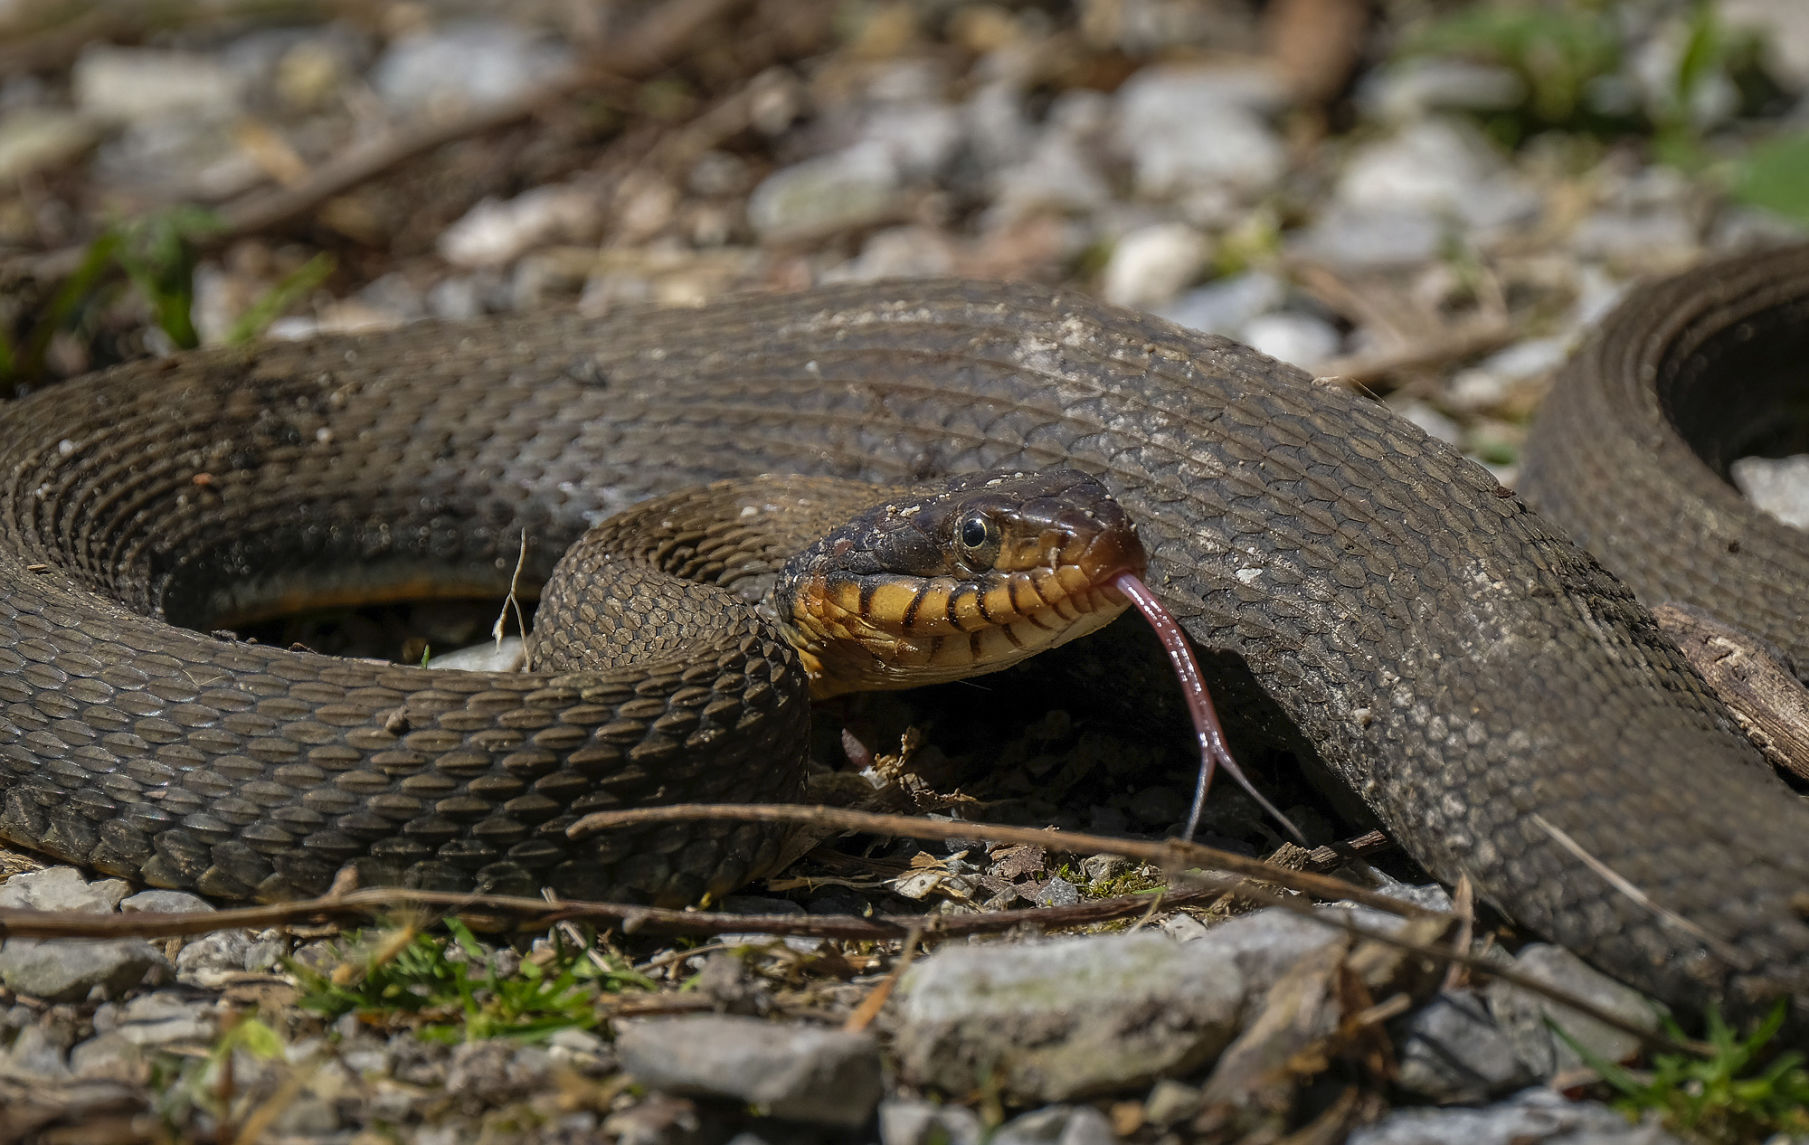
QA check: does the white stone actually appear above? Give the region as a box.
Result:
[438,185,603,269]
[73,47,245,122]
[1100,222,1211,309]
[1337,119,1540,231]
[1116,65,1288,198]
[1242,312,1340,371]
[1732,454,1809,530]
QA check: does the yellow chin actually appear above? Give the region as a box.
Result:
[791,575,1131,698]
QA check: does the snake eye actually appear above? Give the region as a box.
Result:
[955,510,1002,570]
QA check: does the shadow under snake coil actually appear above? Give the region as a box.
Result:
[2,257,1808,1026]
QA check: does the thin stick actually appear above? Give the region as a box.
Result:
[0,883,1229,942]
[569,803,1430,919]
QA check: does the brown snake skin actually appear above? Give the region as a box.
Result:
[2,262,1808,1025]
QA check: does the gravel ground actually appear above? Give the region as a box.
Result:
[2,1,1808,1142]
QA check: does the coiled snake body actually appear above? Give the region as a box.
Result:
[2,257,1808,1023]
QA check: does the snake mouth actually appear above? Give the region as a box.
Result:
[784,474,1150,698]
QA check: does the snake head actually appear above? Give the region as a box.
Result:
[777,469,1147,698]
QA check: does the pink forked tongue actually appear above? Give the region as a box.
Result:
[1113,572,1305,844]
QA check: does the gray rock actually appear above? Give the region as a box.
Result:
[427,636,525,672]
[269,1092,343,1136]
[992,133,1112,219]
[825,225,958,282]
[1732,454,1809,529]
[0,867,132,912]
[0,869,165,1003]
[1360,873,1457,914]
[747,144,905,241]
[1337,119,1541,233]
[0,108,99,180]
[1723,0,1809,86]
[67,1031,150,1082]
[879,1100,984,1145]
[546,1026,613,1073]
[371,21,574,116]
[1100,222,1211,309]
[439,185,603,269]
[120,890,212,915]
[0,938,169,1003]
[1388,398,1462,446]
[1116,65,1288,198]
[441,1040,553,1105]
[1447,337,1570,413]
[864,102,964,180]
[1393,990,1534,1103]
[894,931,1246,1100]
[1710,204,1809,252]
[1158,271,1288,337]
[1242,312,1341,371]
[1630,27,1739,132]
[109,991,215,1047]
[1289,205,1444,272]
[88,115,263,200]
[72,46,246,123]
[1571,209,1698,264]
[1143,1078,1202,1125]
[1078,854,1132,884]
[994,1104,1115,1145]
[1157,913,1211,942]
[175,928,284,985]
[617,1014,883,1127]
[1,1023,72,1081]
[1346,1086,1684,1145]
[964,80,1034,170]
[1362,59,1528,121]
[1033,875,1082,908]
[1487,944,1660,1077]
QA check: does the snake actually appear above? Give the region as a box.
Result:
[1,254,1807,1027]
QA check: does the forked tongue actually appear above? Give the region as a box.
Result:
[1113,572,1305,845]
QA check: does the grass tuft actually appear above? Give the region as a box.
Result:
[1557,1002,1809,1143]
[292,919,654,1043]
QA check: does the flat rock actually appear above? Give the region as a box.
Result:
[0,1023,72,1082]
[72,46,246,123]
[1158,271,1288,337]
[371,20,573,116]
[1336,119,1541,233]
[1346,1087,1683,1145]
[120,890,213,915]
[1288,205,1444,272]
[108,991,216,1047]
[1242,312,1341,372]
[0,867,131,912]
[0,938,167,1003]
[747,144,905,241]
[1487,944,1659,1077]
[1732,453,1809,529]
[1362,58,1528,121]
[428,636,525,673]
[617,1014,883,1128]
[1100,222,1211,308]
[1115,64,1288,197]
[0,108,100,180]
[879,1099,984,1145]
[893,931,1247,1100]
[1392,989,1534,1103]
[993,1104,1115,1145]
